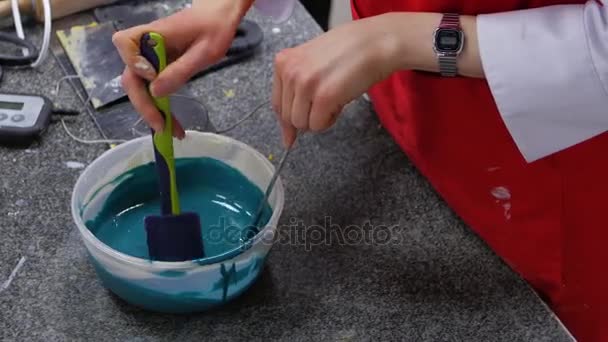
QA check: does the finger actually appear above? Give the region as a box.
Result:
[121,68,165,132]
[172,116,186,140]
[112,26,158,81]
[271,70,282,116]
[281,72,296,130]
[291,90,312,130]
[280,120,298,148]
[151,41,210,97]
[309,97,342,133]
[328,108,341,126]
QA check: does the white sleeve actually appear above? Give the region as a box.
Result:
[477,1,608,162]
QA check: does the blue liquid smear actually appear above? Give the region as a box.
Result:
[86,157,272,260]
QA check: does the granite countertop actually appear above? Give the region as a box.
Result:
[0,3,573,341]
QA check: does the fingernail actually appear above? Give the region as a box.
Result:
[283,135,291,148]
[111,32,120,45]
[134,56,157,80]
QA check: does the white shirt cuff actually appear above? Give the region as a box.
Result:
[477,1,608,162]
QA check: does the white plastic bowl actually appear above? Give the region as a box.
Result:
[71,131,285,313]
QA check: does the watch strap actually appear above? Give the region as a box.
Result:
[439,13,460,29]
[438,55,458,77]
[437,13,461,77]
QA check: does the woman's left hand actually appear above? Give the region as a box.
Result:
[272,14,403,147]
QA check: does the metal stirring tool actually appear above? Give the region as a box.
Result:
[250,135,298,232]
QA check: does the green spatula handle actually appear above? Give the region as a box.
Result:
[140,32,180,215]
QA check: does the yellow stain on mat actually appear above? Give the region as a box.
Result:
[223,89,235,99]
[56,22,102,107]
[56,22,99,49]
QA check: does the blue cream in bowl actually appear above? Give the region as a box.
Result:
[71,132,284,313]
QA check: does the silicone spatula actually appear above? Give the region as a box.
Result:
[140,32,205,262]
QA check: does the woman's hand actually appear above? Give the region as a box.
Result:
[112,1,251,137]
[272,14,403,147]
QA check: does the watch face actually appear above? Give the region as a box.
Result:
[435,29,462,53]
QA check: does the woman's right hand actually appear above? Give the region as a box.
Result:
[112,1,250,137]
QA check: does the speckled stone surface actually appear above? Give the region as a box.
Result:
[0,3,573,342]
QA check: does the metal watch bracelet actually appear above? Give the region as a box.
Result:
[438,13,461,77]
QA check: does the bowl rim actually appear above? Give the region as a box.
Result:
[70,131,285,270]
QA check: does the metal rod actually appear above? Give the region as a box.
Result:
[251,137,297,228]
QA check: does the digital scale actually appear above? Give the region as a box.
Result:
[0,93,53,146]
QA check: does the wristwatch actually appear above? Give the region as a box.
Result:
[433,13,464,77]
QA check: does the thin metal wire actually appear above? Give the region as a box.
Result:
[215,100,271,134]
[54,75,270,145]
[251,136,296,228]
[60,119,127,145]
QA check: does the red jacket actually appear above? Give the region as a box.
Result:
[352,0,606,341]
